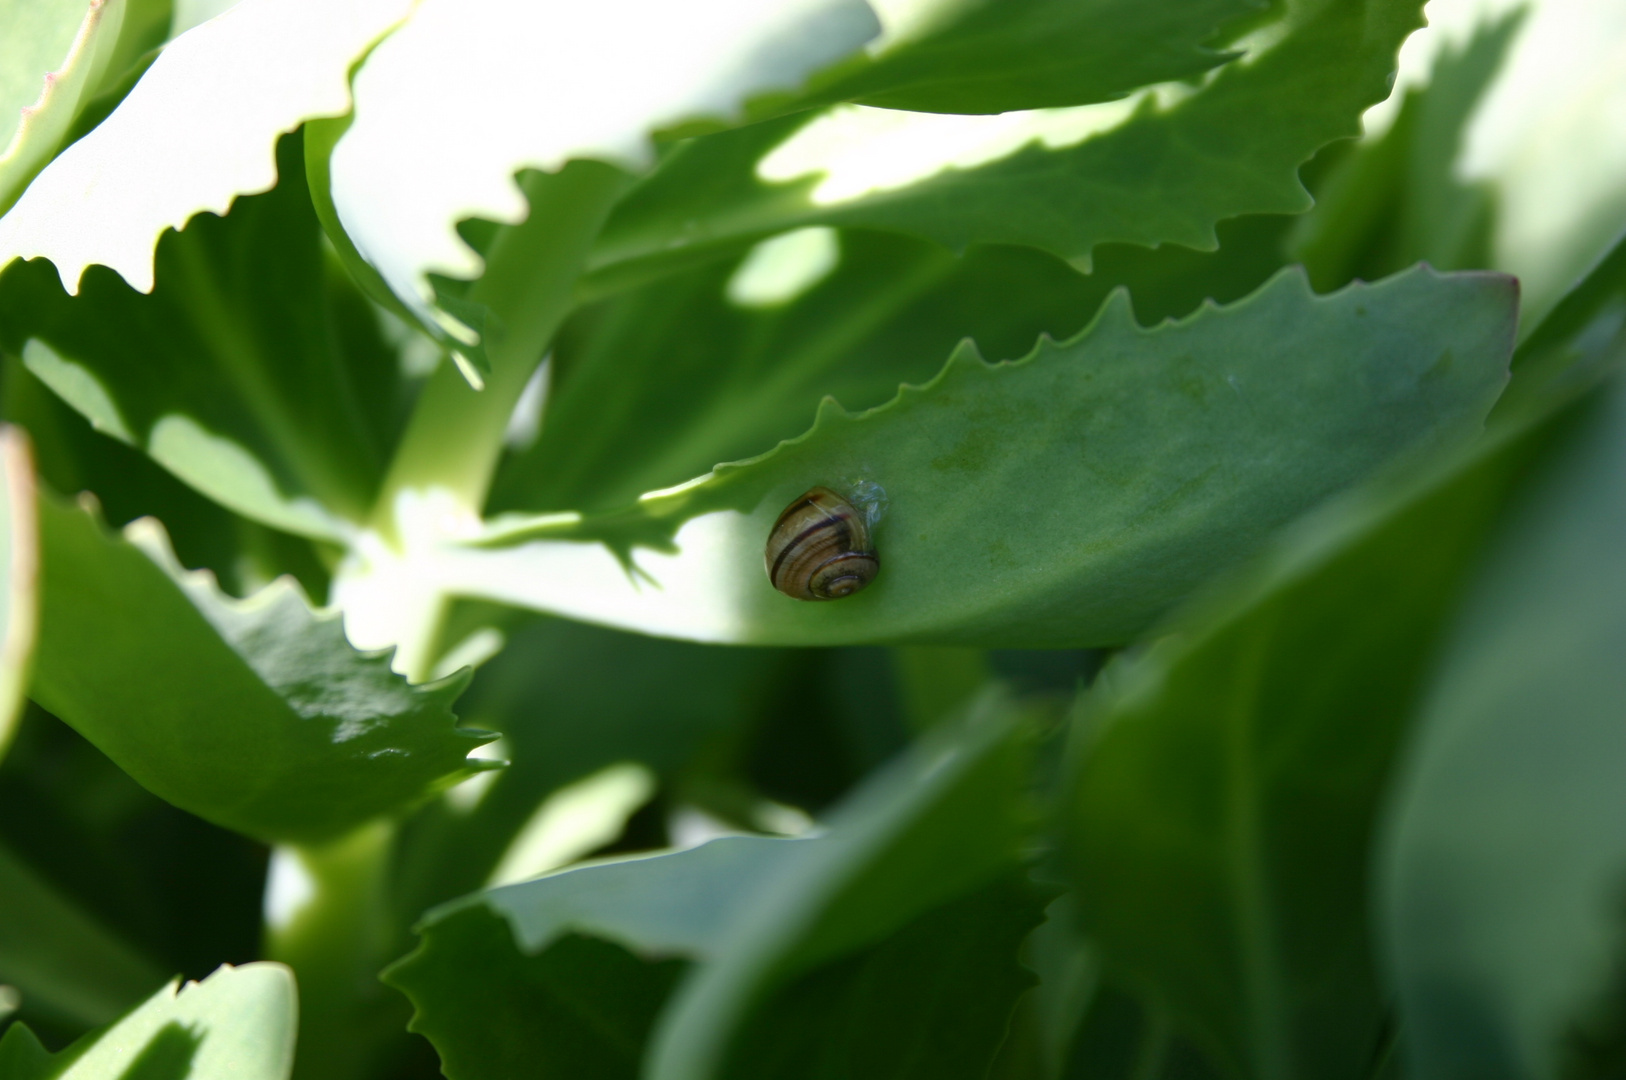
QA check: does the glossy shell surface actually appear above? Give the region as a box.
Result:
[765,486,880,601]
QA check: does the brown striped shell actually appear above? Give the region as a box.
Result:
[765,486,880,601]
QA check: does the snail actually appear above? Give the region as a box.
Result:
[765,486,880,601]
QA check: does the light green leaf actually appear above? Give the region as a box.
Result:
[0,0,127,216]
[0,962,295,1080]
[1379,373,1626,1080]
[454,266,1513,647]
[0,0,411,294]
[327,0,879,334]
[0,135,407,541]
[30,493,493,844]
[585,0,1422,293]
[0,839,166,1029]
[0,428,35,761]
[784,0,1266,115]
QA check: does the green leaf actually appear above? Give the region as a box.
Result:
[0,427,35,761]
[0,134,407,540]
[30,492,492,844]
[0,0,129,217]
[0,962,295,1080]
[585,0,1423,293]
[0,0,412,293]
[0,839,166,1029]
[1379,374,1626,1080]
[1056,399,1558,1079]
[325,0,878,335]
[388,693,1040,1080]
[461,266,1514,647]
[492,230,1107,517]
[786,0,1266,114]
[648,692,1038,1080]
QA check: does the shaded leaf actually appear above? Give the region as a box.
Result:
[789,0,1266,114]
[0,839,166,1029]
[30,492,491,844]
[0,963,295,1080]
[586,0,1422,293]
[0,134,408,540]
[1380,373,1626,1080]
[460,267,1514,647]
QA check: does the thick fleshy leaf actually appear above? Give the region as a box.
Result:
[491,230,1105,517]
[29,493,492,844]
[0,839,165,1029]
[327,0,879,332]
[387,693,1040,1080]
[0,135,408,540]
[0,0,411,294]
[585,0,1422,294]
[0,963,295,1080]
[1379,374,1626,1080]
[647,691,1040,1080]
[1056,404,1553,1079]
[450,267,1513,647]
[0,0,127,216]
[789,0,1265,114]
[0,428,35,760]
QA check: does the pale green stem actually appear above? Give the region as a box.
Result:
[372,160,632,533]
[264,822,399,1080]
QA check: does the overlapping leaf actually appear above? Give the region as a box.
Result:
[455,266,1514,647]
[0,135,406,540]
[585,0,1423,293]
[0,963,295,1080]
[30,493,493,844]
[0,428,34,761]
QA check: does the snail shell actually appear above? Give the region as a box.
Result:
[765,486,880,601]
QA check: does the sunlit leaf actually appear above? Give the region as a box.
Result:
[0,0,412,294]
[0,963,295,1080]
[0,0,127,216]
[586,0,1422,293]
[30,493,492,844]
[0,428,35,762]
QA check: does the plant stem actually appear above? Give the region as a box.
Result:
[371,160,632,533]
[264,821,398,1080]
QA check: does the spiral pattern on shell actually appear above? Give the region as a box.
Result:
[765,487,880,601]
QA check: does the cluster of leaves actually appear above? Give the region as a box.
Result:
[0,1,1623,1079]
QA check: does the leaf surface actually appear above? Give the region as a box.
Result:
[586,0,1423,292]
[327,0,878,331]
[0,0,127,216]
[0,963,295,1080]
[30,493,491,844]
[790,0,1265,114]
[1380,373,1626,1080]
[0,839,165,1029]
[458,267,1514,647]
[0,135,407,540]
[0,0,411,293]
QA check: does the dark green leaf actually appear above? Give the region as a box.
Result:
[1379,374,1626,1080]
[0,133,408,540]
[0,839,165,1029]
[1057,374,1570,1078]
[586,0,1422,293]
[472,267,1514,648]
[30,493,491,844]
[787,0,1266,114]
